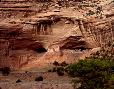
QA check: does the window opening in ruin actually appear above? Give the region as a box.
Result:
[34,46,47,53]
[76,46,88,51]
[34,20,53,35]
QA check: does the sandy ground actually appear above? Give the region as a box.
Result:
[0,71,78,89]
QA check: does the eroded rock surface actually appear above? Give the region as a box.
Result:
[0,0,114,70]
[0,0,114,89]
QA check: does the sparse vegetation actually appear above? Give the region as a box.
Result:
[48,62,67,76]
[53,61,68,67]
[53,61,59,66]
[57,70,64,76]
[49,61,68,76]
[57,67,64,76]
[60,61,68,67]
[52,67,58,72]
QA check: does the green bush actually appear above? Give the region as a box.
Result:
[66,59,114,89]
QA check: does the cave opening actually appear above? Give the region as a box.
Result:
[34,47,47,53]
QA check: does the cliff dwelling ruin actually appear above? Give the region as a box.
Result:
[0,0,113,74]
[0,0,113,89]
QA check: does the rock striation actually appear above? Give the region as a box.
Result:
[0,0,114,70]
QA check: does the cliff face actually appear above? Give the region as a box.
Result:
[0,0,114,70]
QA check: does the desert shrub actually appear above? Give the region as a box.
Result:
[60,61,68,67]
[35,76,43,81]
[16,79,22,83]
[53,61,59,66]
[0,67,11,76]
[56,67,64,76]
[57,70,64,76]
[66,59,114,89]
[57,67,64,71]
[48,66,64,72]
[52,67,58,72]
[48,66,65,76]
[48,67,57,72]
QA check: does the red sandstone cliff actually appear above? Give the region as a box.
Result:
[0,0,114,70]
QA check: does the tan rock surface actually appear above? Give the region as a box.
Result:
[0,0,114,88]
